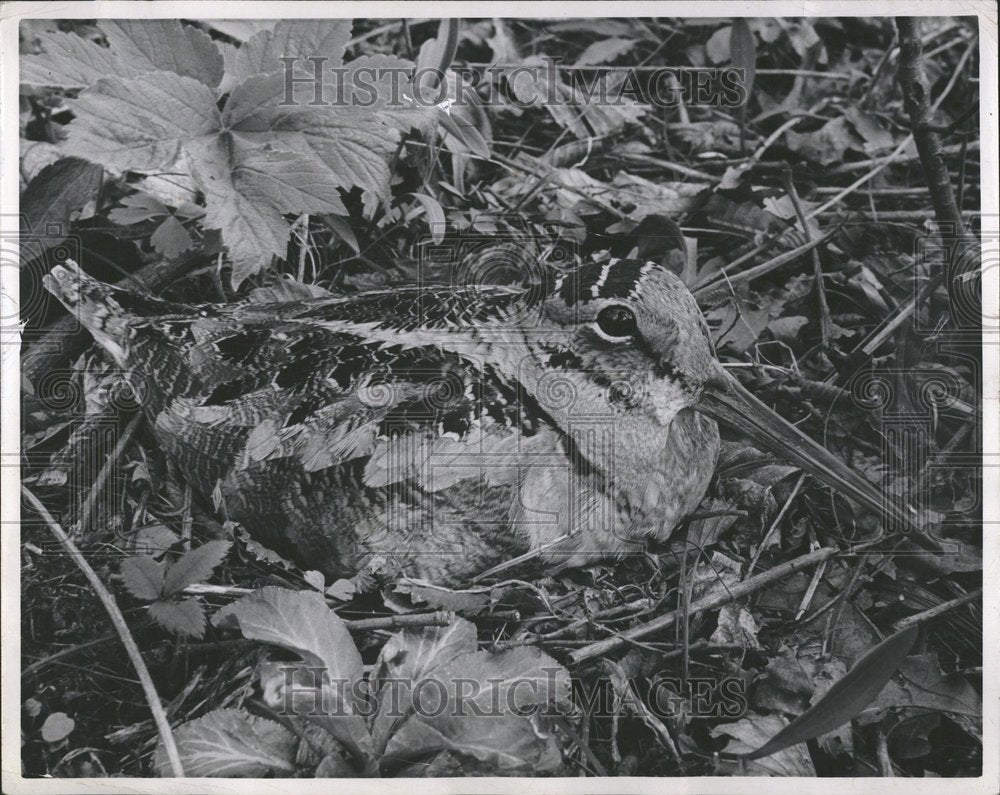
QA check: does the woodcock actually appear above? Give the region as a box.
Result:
[45,257,889,585]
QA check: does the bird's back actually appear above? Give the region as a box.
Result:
[45,261,719,584]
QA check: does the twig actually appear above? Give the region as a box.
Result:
[892,587,982,632]
[795,557,828,621]
[340,611,455,632]
[810,33,974,219]
[619,151,713,181]
[568,547,837,665]
[179,582,468,631]
[860,28,898,109]
[76,413,142,537]
[22,486,184,776]
[896,18,980,294]
[693,227,838,300]
[825,141,979,175]
[747,472,806,577]
[781,167,833,349]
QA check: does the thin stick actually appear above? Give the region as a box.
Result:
[22,486,184,776]
[795,557,828,621]
[568,547,837,665]
[892,587,982,632]
[810,35,974,218]
[76,413,142,537]
[747,472,806,577]
[693,227,838,300]
[781,167,833,349]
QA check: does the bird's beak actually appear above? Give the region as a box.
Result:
[695,367,914,536]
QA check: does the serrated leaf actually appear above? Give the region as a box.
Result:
[151,215,194,258]
[153,709,297,777]
[385,710,562,773]
[19,157,103,254]
[149,598,207,638]
[66,73,221,172]
[40,712,75,743]
[20,31,135,89]
[132,523,181,557]
[373,618,478,688]
[742,624,919,760]
[161,540,231,596]
[214,587,370,759]
[108,192,170,225]
[98,20,224,87]
[372,618,570,773]
[303,570,326,592]
[213,587,363,689]
[226,20,353,87]
[120,555,166,601]
[258,661,374,760]
[55,19,433,287]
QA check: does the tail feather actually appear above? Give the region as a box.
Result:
[44,260,135,366]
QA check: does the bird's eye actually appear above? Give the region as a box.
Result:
[595,305,638,341]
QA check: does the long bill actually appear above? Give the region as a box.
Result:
[695,369,935,550]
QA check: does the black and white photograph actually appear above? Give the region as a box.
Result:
[1,2,996,791]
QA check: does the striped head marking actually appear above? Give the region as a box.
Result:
[534,258,720,425]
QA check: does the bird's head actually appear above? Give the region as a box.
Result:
[529,258,720,427]
[523,257,912,531]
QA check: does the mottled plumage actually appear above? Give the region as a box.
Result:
[47,257,727,584]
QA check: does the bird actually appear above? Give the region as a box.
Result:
[44,256,890,586]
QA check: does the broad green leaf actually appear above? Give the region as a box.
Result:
[120,555,166,601]
[108,192,170,225]
[162,539,231,596]
[153,709,298,777]
[259,661,374,761]
[861,651,982,722]
[373,618,570,773]
[742,624,919,760]
[66,73,221,172]
[21,21,223,90]
[185,134,294,284]
[372,618,477,689]
[384,710,562,773]
[226,20,353,87]
[40,712,75,743]
[150,215,194,258]
[19,157,103,255]
[20,31,135,89]
[98,20,225,87]
[149,598,207,638]
[714,714,815,776]
[213,587,363,690]
[242,105,399,202]
[54,19,435,286]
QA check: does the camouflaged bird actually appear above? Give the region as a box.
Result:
[45,256,887,586]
